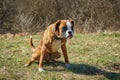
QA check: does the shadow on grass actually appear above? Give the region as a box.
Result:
[45,61,120,80]
[69,64,120,80]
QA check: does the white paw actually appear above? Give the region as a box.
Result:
[65,64,71,68]
[30,35,32,38]
[24,64,28,67]
[38,68,44,72]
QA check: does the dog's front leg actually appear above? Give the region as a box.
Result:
[61,44,71,68]
[38,45,46,72]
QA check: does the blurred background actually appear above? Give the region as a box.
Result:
[0,0,120,34]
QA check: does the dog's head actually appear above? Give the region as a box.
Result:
[54,19,74,39]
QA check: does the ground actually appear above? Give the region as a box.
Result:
[0,32,120,80]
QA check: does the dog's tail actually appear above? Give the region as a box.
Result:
[29,36,35,52]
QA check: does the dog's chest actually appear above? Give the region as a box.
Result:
[51,40,61,52]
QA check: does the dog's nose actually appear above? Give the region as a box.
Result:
[68,31,72,35]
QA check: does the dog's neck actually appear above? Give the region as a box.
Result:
[53,35,63,40]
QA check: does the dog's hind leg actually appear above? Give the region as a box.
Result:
[50,51,61,61]
[25,53,40,67]
[24,58,35,67]
[43,52,61,62]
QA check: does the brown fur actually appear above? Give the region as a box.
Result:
[25,20,73,69]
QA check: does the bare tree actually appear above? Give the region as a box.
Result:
[0,0,120,33]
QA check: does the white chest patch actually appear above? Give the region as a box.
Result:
[51,40,61,52]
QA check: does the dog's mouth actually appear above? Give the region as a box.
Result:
[67,35,73,39]
[63,34,73,39]
[61,33,73,39]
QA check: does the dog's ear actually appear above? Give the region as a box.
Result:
[54,20,61,35]
[55,20,61,31]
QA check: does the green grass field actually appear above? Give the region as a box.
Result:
[0,32,120,80]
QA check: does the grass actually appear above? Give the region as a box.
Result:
[0,32,120,80]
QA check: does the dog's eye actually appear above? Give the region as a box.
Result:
[62,27,67,32]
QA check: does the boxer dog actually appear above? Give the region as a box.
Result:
[25,19,74,72]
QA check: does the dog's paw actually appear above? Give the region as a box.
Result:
[38,68,45,72]
[65,64,71,68]
[30,35,32,38]
[24,64,29,67]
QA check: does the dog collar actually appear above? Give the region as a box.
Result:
[54,35,63,40]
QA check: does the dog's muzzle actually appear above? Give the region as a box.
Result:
[62,30,73,39]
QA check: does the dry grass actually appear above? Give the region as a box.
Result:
[1,0,120,33]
